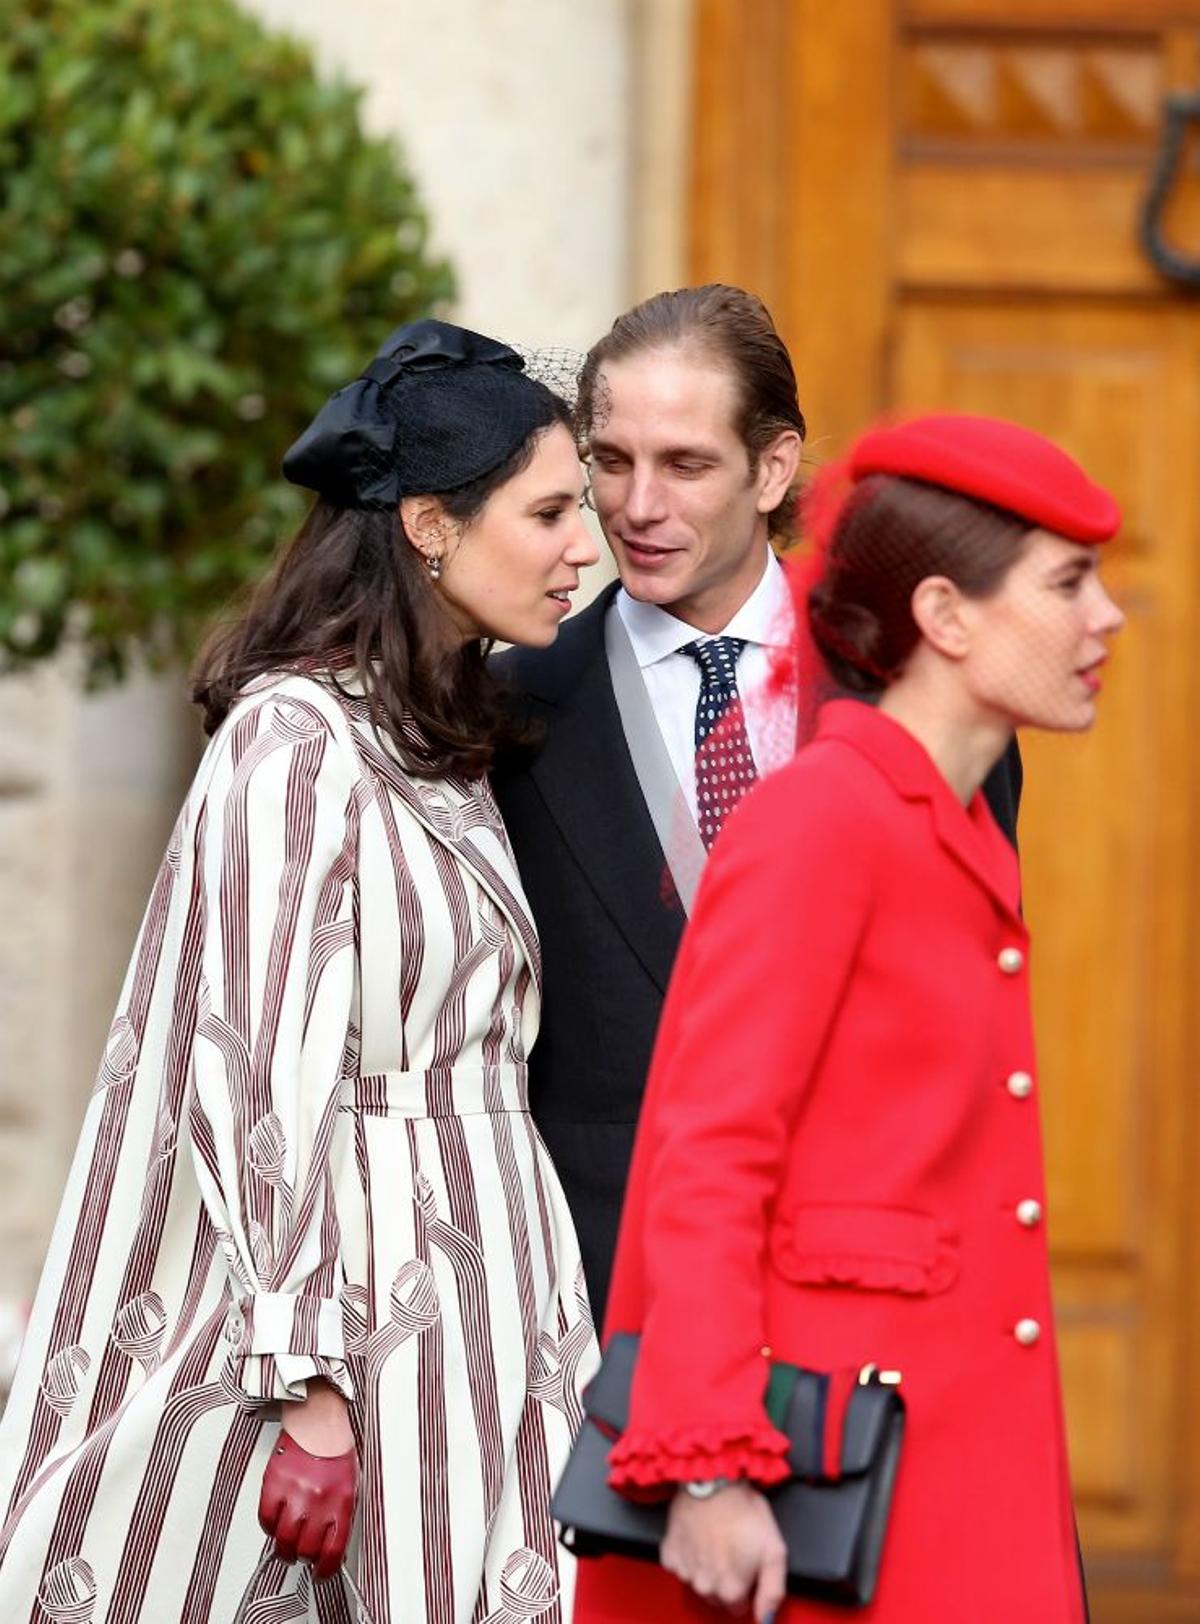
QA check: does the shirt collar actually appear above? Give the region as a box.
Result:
[615,551,795,671]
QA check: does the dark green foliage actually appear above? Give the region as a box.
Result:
[0,0,454,682]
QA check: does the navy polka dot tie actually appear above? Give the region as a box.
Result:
[682,636,758,849]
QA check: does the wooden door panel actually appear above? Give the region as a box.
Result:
[897,22,1200,294]
[891,301,1200,1553]
[907,0,1200,26]
[899,166,1200,292]
[692,0,1200,1603]
[903,26,1167,150]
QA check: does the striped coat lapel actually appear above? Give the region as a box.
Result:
[350,726,544,1002]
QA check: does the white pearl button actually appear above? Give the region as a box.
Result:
[1006,1071,1033,1099]
[1014,1318,1041,1346]
[1016,1199,1043,1228]
[998,947,1024,974]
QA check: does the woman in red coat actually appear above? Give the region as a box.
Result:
[573,413,1124,1624]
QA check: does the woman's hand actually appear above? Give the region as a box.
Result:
[258,1378,358,1581]
[661,1484,787,1621]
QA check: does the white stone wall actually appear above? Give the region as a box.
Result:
[0,667,76,1307]
[0,0,641,1340]
[0,666,198,1308]
[243,0,634,347]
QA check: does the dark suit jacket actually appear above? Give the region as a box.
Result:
[491,581,1022,1325]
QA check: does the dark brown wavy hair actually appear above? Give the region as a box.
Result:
[191,410,570,778]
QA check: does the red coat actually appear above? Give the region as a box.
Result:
[574,699,1085,1624]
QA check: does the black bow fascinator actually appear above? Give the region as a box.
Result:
[282,318,571,509]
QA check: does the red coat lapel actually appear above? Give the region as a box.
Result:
[816,700,1023,928]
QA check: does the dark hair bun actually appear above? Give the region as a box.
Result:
[807,583,890,695]
[803,474,1035,697]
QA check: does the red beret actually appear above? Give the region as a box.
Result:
[847,413,1121,544]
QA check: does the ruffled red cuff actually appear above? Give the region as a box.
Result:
[607,1420,792,1497]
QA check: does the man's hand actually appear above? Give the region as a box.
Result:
[661,1483,787,1620]
[258,1378,358,1581]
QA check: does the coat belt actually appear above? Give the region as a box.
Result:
[341,1061,530,1119]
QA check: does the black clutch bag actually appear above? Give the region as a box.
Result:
[551,1332,905,1609]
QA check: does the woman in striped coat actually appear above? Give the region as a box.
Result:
[0,321,599,1623]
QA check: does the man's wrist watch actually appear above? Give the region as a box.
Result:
[681,1477,733,1500]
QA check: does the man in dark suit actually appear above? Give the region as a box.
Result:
[493,285,1020,1326]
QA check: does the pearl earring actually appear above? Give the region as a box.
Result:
[424,552,442,582]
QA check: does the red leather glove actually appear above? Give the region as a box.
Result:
[258,1430,359,1581]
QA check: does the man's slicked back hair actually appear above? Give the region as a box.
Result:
[577,284,807,542]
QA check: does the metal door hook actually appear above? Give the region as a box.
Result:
[1140,91,1200,288]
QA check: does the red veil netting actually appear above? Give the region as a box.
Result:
[765,450,855,753]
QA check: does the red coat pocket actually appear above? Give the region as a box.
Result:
[770,1202,960,1295]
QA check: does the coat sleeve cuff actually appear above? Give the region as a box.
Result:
[228,1293,355,1404]
[241,1291,345,1359]
[607,1420,792,1496]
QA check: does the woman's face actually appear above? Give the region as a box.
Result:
[959,529,1125,732]
[434,423,597,647]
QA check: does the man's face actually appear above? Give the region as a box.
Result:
[587,346,785,632]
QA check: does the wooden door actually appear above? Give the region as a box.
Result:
[691,3,1200,1616]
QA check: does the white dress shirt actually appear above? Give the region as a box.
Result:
[615,552,798,822]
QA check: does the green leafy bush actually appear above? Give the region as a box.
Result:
[0,0,454,681]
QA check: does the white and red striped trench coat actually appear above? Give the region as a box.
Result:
[0,673,597,1624]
